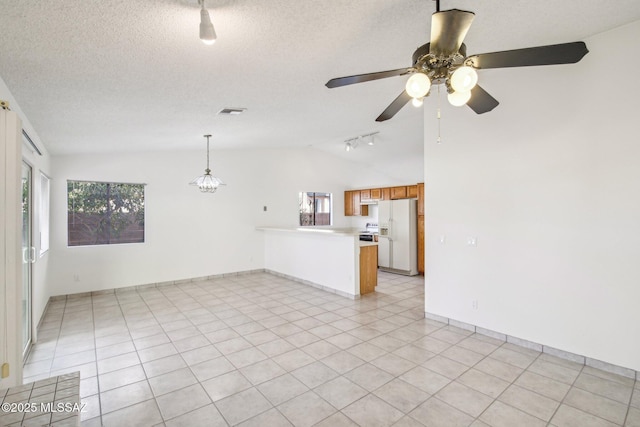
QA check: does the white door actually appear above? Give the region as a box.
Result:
[391,199,412,271]
[378,200,391,233]
[21,161,33,361]
[378,236,391,268]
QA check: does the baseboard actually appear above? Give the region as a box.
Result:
[50,268,268,299]
[48,268,359,307]
[264,269,359,300]
[425,312,639,381]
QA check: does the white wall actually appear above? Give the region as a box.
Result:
[424,21,640,371]
[1,76,52,344]
[264,230,359,296]
[49,147,408,296]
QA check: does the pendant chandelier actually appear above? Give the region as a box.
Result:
[189,134,225,193]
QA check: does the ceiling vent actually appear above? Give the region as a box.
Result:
[217,108,246,116]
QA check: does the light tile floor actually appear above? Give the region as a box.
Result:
[24,272,639,427]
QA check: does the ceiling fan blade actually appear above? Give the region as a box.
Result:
[326,68,412,88]
[429,9,475,57]
[466,85,499,114]
[468,41,588,69]
[375,91,412,122]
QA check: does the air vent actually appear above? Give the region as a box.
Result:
[217,108,246,115]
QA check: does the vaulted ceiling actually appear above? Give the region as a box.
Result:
[2,0,640,165]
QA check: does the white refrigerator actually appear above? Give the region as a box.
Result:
[377,199,418,276]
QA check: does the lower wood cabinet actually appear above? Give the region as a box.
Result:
[360,245,378,295]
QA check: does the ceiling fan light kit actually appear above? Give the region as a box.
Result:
[325,3,589,122]
[447,89,471,107]
[199,0,216,45]
[406,73,432,98]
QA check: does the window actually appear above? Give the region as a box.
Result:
[299,192,332,226]
[67,180,145,246]
[39,173,50,255]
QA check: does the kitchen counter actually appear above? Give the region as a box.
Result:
[256,226,358,235]
[358,241,379,247]
[257,227,377,297]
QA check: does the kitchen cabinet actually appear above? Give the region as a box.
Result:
[417,215,424,274]
[360,189,371,201]
[407,185,418,198]
[381,187,391,200]
[344,191,354,216]
[344,190,368,216]
[360,245,378,295]
[370,188,381,200]
[417,183,424,216]
[390,186,407,200]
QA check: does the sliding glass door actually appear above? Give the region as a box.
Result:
[21,161,33,361]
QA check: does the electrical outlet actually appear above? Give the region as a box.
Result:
[467,237,477,247]
[73,274,80,282]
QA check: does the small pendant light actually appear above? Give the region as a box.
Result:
[189,134,225,193]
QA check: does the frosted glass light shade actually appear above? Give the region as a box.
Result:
[451,66,478,92]
[405,73,431,98]
[411,97,424,107]
[190,171,225,193]
[200,8,216,45]
[448,90,471,106]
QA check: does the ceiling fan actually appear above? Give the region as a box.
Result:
[325,1,589,122]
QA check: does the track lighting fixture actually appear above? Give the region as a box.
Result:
[344,132,379,152]
[198,0,216,45]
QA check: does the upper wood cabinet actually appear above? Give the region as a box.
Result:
[344,190,368,216]
[360,189,371,201]
[381,188,391,200]
[353,191,366,216]
[417,182,424,216]
[370,188,381,200]
[407,185,418,198]
[344,191,354,216]
[390,186,407,200]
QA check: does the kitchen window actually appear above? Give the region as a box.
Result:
[67,180,145,246]
[299,192,332,226]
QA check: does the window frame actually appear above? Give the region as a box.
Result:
[39,172,50,256]
[67,179,146,247]
[298,191,332,227]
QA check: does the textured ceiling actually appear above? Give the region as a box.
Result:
[1,0,640,162]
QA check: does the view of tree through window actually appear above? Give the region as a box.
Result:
[67,181,145,246]
[299,192,332,226]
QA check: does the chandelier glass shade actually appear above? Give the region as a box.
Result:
[190,135,225,193]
